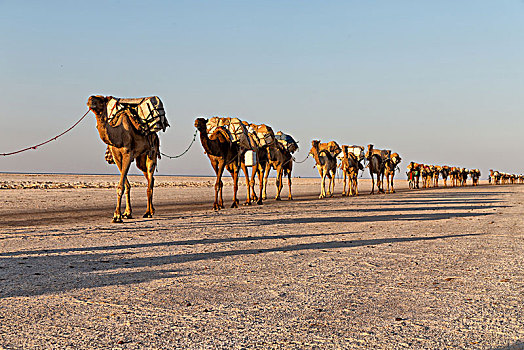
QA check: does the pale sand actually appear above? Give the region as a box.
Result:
[0,174,522,349]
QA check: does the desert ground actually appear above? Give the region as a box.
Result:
[0,173,522,349]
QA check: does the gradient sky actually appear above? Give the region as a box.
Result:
[1,1,524,178]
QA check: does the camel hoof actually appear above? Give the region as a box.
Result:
[231,202,239,208]
[262,195,267,200]
[143,213,152,218]
[288,196,293,201]
[275,197,281,201]
[257,200,263,205]
[243,201,251,206]
[122,213,133,219]
[112,217,123,223]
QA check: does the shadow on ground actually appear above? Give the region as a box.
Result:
[0,231,485,298]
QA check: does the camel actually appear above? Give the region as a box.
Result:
[459,168,468,186]
[470,169,481,186]
[407,162,422,189]
[244,123,283,204]
[340,145,362,196]
[449,167,459,187]
[366,144,386,194]
[440,166,450,186]
[310,140,337,198]
[489,170,501,185]
[406,162,416,189]
[264,142,294,200]
[383,152,401,193]
[195,118,243,210]
[432,166,441,187]
[87,95,161,223]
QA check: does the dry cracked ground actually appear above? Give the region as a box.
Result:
[0,175,522,349]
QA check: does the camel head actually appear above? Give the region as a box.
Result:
[366,144,374,159]
[310,140,321,156]
[87,95,111,115]
[328,141,342,157]
[391,153,401,166]
[194,118,208,131]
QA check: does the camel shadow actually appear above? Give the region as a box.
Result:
[0,231,484,298]
[254,211,493,226]
[493,342,524,350]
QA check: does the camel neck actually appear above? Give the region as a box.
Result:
[311,145,323,165]
[93,109,122,147]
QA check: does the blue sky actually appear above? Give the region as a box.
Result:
[1,1,524,177]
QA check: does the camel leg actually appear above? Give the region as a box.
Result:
[142,156,156,218]
[122,178,133,219]
[275,166,283,200]
[331,170,336,197]
[250,165,258,203]
[230,165,240,208]
[342,171,347,196]
[113,153,132,223]
[378,173,385,193]
[319,169,326,199]
[214,161,225,210]
[391,174,395,193]
[287,169,293,200]
[370,173,375,194]
[257,162,267,205]
[240,161,251,206]
[262,162,270,201]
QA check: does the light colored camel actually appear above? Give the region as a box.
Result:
[383,152,401,193]
[310,140,337,198]
[195,118,242,210]
[87,95,159,223]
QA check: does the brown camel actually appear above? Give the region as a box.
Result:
[340,145,362,196]
[383,152,401,193]
[366,144,387,194]
[265,142,294,200]
[87,95,161,223]
[195,118,242,210]
[310,140,337,198]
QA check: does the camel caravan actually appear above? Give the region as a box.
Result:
[308,142,401,198]
[194,116,298,210]
[86,95,522,222]
[406,163,482,189]
[489,170,524,185]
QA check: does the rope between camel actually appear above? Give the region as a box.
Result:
[161,130,198,159]
[0,110,91,157]
[292,154,309,164]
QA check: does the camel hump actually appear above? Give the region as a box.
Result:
[107,96,169,135]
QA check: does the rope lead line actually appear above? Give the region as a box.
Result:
[1,110,91,157]
[293,154,309,164]
[161,130,198,159]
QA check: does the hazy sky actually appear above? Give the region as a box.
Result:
[1,1,524,178]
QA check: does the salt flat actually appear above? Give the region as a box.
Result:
[0,175,522,349]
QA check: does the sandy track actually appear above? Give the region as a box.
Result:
[0,176,522,349]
